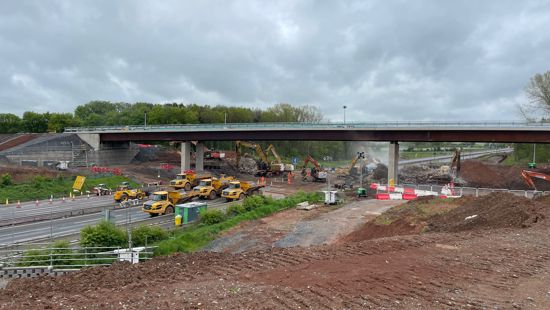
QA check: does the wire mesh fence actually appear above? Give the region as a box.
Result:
[0,244,155,270]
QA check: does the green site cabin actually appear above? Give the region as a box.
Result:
[175,202,207,224]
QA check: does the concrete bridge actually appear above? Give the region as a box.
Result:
[66,121,550,183]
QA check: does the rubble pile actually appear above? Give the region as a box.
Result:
[398,165,452,184]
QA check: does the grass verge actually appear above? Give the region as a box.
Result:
[0,175,138,202]
[154,191,323,256]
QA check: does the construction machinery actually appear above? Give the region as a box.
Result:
[450,148,461,178]
[235,140,270,176]
[193,175,234,200]
[521,170,550,190]
[113,182,147,202]
[301,154,327,182]
[92,183,111,196]
[169,171,212,191]
[221,180,265,201]
[142,190,198,216]
[265,144,294,175]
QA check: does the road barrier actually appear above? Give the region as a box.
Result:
[371,182,549,200]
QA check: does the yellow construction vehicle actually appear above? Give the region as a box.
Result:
[264,144,294,175]
[142,190,198,216]
[193,175,234,200]
[169,171,212,191]
[113,182,147,202]
[235,141,293,177]
[235,140,270,176]
[221,180,265,201]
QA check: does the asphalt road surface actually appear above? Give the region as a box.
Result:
[0,198,231,246]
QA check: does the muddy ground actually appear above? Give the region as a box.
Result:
[2,193,550,309]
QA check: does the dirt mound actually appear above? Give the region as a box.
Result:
[459,161,533,190]
[427,193,545,233]
[345,193,547,243]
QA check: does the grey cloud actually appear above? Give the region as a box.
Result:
[0,0,549,121]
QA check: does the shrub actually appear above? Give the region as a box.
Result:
[0,174,12,187]
[226,204,246,216]
[80,220,127,249]
[50,240,74,267]
[131,225,168,246]
[200,209,226,225]
[242,195,266,211]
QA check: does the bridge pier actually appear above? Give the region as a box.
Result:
[388,141,399,185]
[195,141,204,171]
[181,142,191,172]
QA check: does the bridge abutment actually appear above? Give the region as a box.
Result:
[388,141,399,185]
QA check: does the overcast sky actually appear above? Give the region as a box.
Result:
[1,1,549,121]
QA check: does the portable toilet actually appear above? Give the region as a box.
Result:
[175,202,207,224]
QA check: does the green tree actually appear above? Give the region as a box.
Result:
[22,111,49,132]
[0,113,22,133]
[47,113,79,132]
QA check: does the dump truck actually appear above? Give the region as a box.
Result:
[221,180,265,201]
[169,171,212,191]
[142,190,198,216]
[193,176,234,200]
[113,182,147,202]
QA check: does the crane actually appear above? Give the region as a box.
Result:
[521,170,550,190]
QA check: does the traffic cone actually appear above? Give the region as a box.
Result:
[87,193,90,199]
[71,192,75,201]
[5,198,8,206]
[35,199,39,207]
[17,200,21,208]
[62,196,66,203]
[261,176,265,184]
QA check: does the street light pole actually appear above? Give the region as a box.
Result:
[144,112,147,126]
[343,105,347,124]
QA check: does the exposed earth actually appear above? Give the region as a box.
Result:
[2,192,550,309]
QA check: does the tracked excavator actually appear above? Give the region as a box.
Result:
[521,170,550,191]
[301,154,327,182]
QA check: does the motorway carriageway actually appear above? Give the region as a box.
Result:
[0,195,116,227]
[0,198,231,246]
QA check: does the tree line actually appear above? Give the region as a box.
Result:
[0,101,350,160]
[0,101,324,134]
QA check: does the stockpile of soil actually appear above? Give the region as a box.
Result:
[345,193,548,243]
[427,193,545,232]
[460,161,526,189]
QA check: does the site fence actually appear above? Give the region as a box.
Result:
[0,244,156,271]
[398,183,549,199]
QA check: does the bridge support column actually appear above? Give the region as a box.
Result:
[181,142,191,172]
[195,141,204,171]
[388,141,399,185]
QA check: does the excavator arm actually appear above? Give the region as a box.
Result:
[521,170,550,190]
[349,152,366,175]
[235,141,269,167]
[265,144,282,164]
[304,154,321,170]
